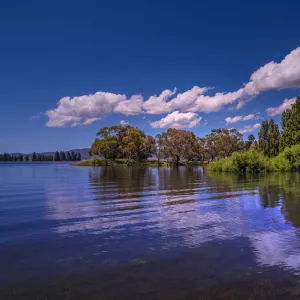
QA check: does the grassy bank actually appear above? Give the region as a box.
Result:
[73,158,205,167]
[208,144,300,173]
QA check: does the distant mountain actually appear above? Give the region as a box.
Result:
[10,148,91,160]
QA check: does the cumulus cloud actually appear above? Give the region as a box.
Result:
[120,120,129,126]
[150,111,202,129]
[244,48,300,95]
[114,94,143,115]
[45,48,300,127]
[239,123,261,134]
[266,97,297,116]
[142,88,177,114]
[225,113,260,124]
[45,92,141,127]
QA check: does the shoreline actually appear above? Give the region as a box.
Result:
[73,158,207,167]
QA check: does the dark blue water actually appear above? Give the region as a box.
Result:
[1,163,300,299]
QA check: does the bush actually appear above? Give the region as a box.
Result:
[281,144,300,171]
[208,151,270,173]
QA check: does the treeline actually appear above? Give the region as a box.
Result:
[89,124,254,166]
[209,96,300,173]
[0,151,81,162]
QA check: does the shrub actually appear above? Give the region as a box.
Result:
[208,151,270,173]
[281,144,300,171]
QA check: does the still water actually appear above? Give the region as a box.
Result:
[1,163,300,299]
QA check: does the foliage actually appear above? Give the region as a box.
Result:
[209,144,300,173]
[258,119,280,157]
[205,128,243,160]
[280,96,300,150]
[157,128,199,165]
[89,125,156,165]
[208,151,269,173]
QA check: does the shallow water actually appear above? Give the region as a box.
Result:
[2,163,300,299]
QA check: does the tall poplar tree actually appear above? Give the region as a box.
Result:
[280,96,300,150]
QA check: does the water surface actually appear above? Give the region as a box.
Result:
[1,163,300,299]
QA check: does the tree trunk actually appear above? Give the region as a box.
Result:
[176,156,180,166]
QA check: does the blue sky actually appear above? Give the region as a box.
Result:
[1,0,300,153]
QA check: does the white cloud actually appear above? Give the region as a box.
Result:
[45,92,141,127]
[225,113,259,124]
[82,118,100,125]
[266,97,297,116]
[244,48,300,95]
[120,120,129,126]
[45,48,300,127]
[114,94,143,115]
[150,111,202,129]
[239,123,261,134]
[142,88,177,114]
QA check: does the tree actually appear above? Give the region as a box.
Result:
[37,154,42,161]
[71,151,76,161]
[77,153,81,161]
[60,151,66,161]
[258,119,280,157]
[89,126,124,160]
[205,128,243,160]
[54,151,60,161]
[90,125,156,165]
[244,134,256,151]
[119,127,156,165]
[18,154,23,161]
[158,128,198,166]
[25,155,29,161]
[67,152,71,161]
[32,152,37,161]
[269,119,280,157]
[280,96,300,150]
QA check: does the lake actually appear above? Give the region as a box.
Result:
[1,163,300,299]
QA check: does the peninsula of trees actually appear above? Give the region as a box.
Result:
[79,121,252,166]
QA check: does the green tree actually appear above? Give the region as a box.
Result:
[158,128,198,166]
[71,151,76,161]
[60,151,66,161]
[280,96,300,150]
[205,128,243,160]
[120,127,156,165]
[54,151,60,161]
[258,120,269,156]
[18,154,23,161]
[89,126,123,160]
[67,152,71,161]
[32,152,37,161]
[258,119,280,157]
[77,153,81,161]
[269,119,280,157]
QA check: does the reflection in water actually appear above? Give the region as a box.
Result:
[4,164,300,298]
[43,166,300,272]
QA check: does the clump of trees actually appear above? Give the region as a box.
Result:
[0,151,81,162]
[89,125,155,165]
[89,125,249,166]
[209,95,300,173]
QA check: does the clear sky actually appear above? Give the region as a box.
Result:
[1,0,300,153]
